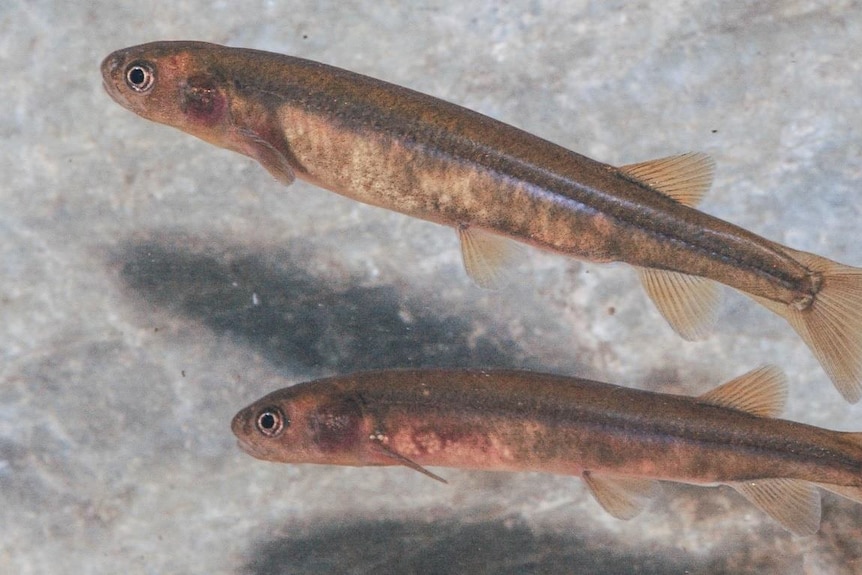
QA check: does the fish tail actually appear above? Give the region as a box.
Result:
[750,248,862,403]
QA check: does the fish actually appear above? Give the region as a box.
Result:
[231,366,862,535]
[101,41,862,401]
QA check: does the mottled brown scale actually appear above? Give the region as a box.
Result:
[102,42,862,402]
[100,41,813,303]
[232,370,862,486]
[232,369,862,533]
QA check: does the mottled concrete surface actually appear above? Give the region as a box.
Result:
[3,1,862,573]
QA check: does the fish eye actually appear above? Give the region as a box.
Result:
[125,61,155,93]
[256,407,287,437]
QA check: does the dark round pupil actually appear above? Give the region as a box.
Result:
[259,412,277,430]
[129,67,146,85]
[255,407,286,437]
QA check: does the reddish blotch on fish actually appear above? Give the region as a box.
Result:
[232,367,862,536]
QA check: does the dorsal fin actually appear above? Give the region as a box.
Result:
[620,152,715,207]
[581,471,661,520]
[698,365,787,417]
[458,226,526,289]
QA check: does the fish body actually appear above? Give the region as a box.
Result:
[98,42,802,295]
[232,367,862,535]
[102,42,862,401]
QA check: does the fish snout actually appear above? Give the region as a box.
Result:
[100,50,135,109]
[232,412,263,459]
[100,51,123,78]
[230,409,248,439]
[231,410,260,452]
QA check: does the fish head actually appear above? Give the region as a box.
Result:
[231,380,369,467]
[101,41,234,145]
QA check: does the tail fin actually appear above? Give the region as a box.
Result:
[749,247,862,403]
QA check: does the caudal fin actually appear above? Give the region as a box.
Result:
[749,247,862,403]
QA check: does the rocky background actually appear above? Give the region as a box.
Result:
[2,1,861,573]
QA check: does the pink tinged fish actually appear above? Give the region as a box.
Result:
[232,367,862,536]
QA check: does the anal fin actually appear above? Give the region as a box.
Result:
[582,471,660,520]
[729,478,821,536]
[458,226,526,290]
[637,268,721,341]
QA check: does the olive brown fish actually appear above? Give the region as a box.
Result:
[232,367,862,535]
[101,42,862,401]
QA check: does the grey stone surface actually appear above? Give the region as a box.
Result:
[2,1,862,573]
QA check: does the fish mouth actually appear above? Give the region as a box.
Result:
[232,412,269,460]
[101,78,123,105]
[235,438,268,461]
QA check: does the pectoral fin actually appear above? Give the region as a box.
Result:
[458,226,526,290]
[637,268,721,341]
[234,127,296,185]
[729,478,821,536]
[370,441,448,484]
[582,471,660,520]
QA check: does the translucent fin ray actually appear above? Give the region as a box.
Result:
[458,226,526,290]
[235,127,296,185]
[582,471,661,520]
[620,152,715,207]
[730,478,821,536]
[748,247,862,403]
[637,268,721,341]
[698,365,787,417]
[371,442,448,484]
